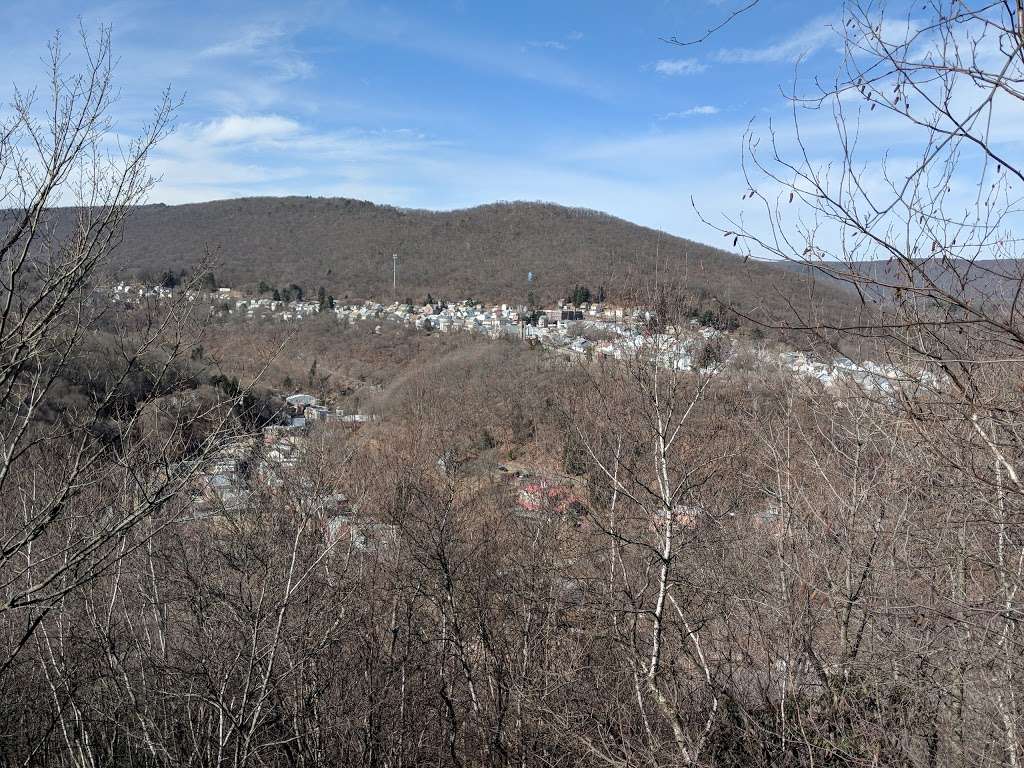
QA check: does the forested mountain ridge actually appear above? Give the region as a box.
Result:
[67,196,859,320]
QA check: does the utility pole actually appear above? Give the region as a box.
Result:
[392,253,398,295]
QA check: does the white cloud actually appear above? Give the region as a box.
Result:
[197,115,303,144]
[662,105,719,117]
[715,16,835,63]
[653,58,708,76]
[149,115,445,207]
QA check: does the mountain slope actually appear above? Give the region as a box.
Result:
[780,257,1024,308]
[93,196,858,322]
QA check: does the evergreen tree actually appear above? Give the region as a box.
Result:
[566,285,592,306]
[562,429,588,476]
[511,404,534,444]
[477,428,497,450]
[692,340,723,371]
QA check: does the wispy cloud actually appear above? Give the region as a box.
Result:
[197,21,313,83]
[199,23,285,58]
[525,40,567,51]
[661,105,720,118]
[523,30,585,52]
[715,16,835,63]
[653,58,708,76]
[333,8,608,99]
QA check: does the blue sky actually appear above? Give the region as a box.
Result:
[3,1,859,241]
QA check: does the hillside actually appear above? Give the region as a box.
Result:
[79,196,862,323]
[781,257,1024,308]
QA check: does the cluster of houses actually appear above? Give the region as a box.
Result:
[110,282,176,302]
[515,478,587,521]
[331,298,626,334]
[233,298,323,321]
[326,298,722,368]
[110,281,251,304]
[332,299,633,356]
[282,392,360,428]
[178,393,395,552]
[772,350,935,392]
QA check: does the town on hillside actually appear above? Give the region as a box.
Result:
[110,279,922,389]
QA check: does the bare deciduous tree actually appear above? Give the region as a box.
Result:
[708,2,1024,763]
